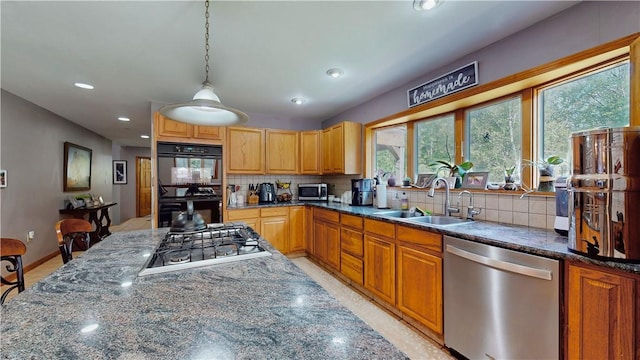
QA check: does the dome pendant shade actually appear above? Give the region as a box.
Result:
[159,82,248,126]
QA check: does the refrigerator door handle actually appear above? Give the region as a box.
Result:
[445,244,553,281]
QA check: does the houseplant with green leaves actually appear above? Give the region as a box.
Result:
[429,160,474,188]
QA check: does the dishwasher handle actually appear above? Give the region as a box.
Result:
[445,244,553,281]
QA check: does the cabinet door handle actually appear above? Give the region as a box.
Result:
[445,244,553,281]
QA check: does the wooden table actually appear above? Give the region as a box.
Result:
[59,203,117,248]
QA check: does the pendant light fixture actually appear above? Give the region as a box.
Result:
[159,0,248,126]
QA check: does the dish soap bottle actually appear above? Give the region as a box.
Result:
[401,192,409,210]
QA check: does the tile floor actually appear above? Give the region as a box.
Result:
[2,216,453,359]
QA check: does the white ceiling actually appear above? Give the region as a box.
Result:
[1,1,578,148]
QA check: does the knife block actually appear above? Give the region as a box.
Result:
[248,191,259,205]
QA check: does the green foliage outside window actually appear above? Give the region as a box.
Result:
[415,115,455,175]
[540,62,630,173]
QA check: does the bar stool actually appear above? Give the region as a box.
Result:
[55,219,92,264]
[1,238,26,305]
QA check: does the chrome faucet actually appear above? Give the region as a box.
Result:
[428,177,458,216]
[458,190,481,220]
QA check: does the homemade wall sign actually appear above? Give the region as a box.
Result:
[407,61,478,108]
[64,142,92,192]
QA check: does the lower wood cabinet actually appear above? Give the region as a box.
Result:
[364,219,396,305]
[312,208,340,270]
[288,206,305,253]
[340,214,364,285]
[396,225,443,334]
[260,208,289,254]
[566,262,637,360]
[226,207,304,254]
[397,245,443,334]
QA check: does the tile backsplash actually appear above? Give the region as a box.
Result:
[228,174,558,231]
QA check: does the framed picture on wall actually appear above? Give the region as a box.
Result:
[64,142,92,192]
[113,160,127,184]
[461,171,490,189]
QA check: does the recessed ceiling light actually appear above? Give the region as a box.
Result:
[291,98,304,105]
[326,68,344,78]
[74,82,94,90]
[140,135,150,139]
[118,117,130,122]
[413,0,442,11]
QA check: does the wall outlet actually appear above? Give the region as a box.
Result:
[27,230,35,243]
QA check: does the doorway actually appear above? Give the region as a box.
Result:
[136,157,152,217]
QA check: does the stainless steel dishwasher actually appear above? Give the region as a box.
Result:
[443,236,560,360]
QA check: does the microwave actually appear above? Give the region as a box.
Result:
[298,183,328,201]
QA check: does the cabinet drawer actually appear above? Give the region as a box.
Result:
[341,228,363,257]
[227,208,260,221]
[397,226,442,253]
[314,208,340,223]
[341,214,363,230]
[341,252,364,285]
[260,207,289,217]
[364,218,395,239]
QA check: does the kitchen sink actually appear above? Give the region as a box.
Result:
[372,210,422,218]
[403,215,472,226]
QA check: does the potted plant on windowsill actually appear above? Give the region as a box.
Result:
[522,155,563,192]
[504,165,517,191]
[429,160,474,188]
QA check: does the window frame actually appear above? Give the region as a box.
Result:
[363,34,638,193]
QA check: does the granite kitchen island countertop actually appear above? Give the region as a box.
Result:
[0,228,407,359]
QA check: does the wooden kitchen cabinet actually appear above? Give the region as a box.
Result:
[266,129,299,174]
[260,208,289,254]
[299,130,321,174]
[155,112,223,142]
[566,262,637,360]
[288,206,305,253]
[364,218,396,305]
[321,121,362,175]
[397,225,443,335]
[305,207,314,255]
[340,214,364,285]
[226,127,265,174]
[226,207,301,254]
[313,208,341,270]
[225,208,260,230]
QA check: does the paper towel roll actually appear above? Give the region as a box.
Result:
[376,184,388,208]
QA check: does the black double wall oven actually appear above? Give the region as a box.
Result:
[157,142,223,228]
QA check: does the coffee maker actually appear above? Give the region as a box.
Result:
[351,179,373,206]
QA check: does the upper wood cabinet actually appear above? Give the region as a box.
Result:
[266,129,299,174]
[321,121,362,175]
[226,127,265,174]
[155,113,223,142]
[566,262,637,360]
[300,130,321,174]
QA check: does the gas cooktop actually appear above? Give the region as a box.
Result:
[139,222,271,276]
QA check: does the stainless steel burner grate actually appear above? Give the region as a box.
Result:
[139,222,271,276]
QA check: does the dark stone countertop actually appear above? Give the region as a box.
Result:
[0,228,407,359]
[230,201,640,275]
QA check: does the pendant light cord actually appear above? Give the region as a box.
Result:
[204,0,210,83]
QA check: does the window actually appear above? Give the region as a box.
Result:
[374,125,407,182]
[415,114,455,176]
[466,96,522,183]
[538,61,630,175]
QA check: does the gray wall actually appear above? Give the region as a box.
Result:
[1,90,113,265]
[322,1,640,127]
[118,146,151,222]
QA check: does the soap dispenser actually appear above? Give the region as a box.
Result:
[401,192,409,210]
